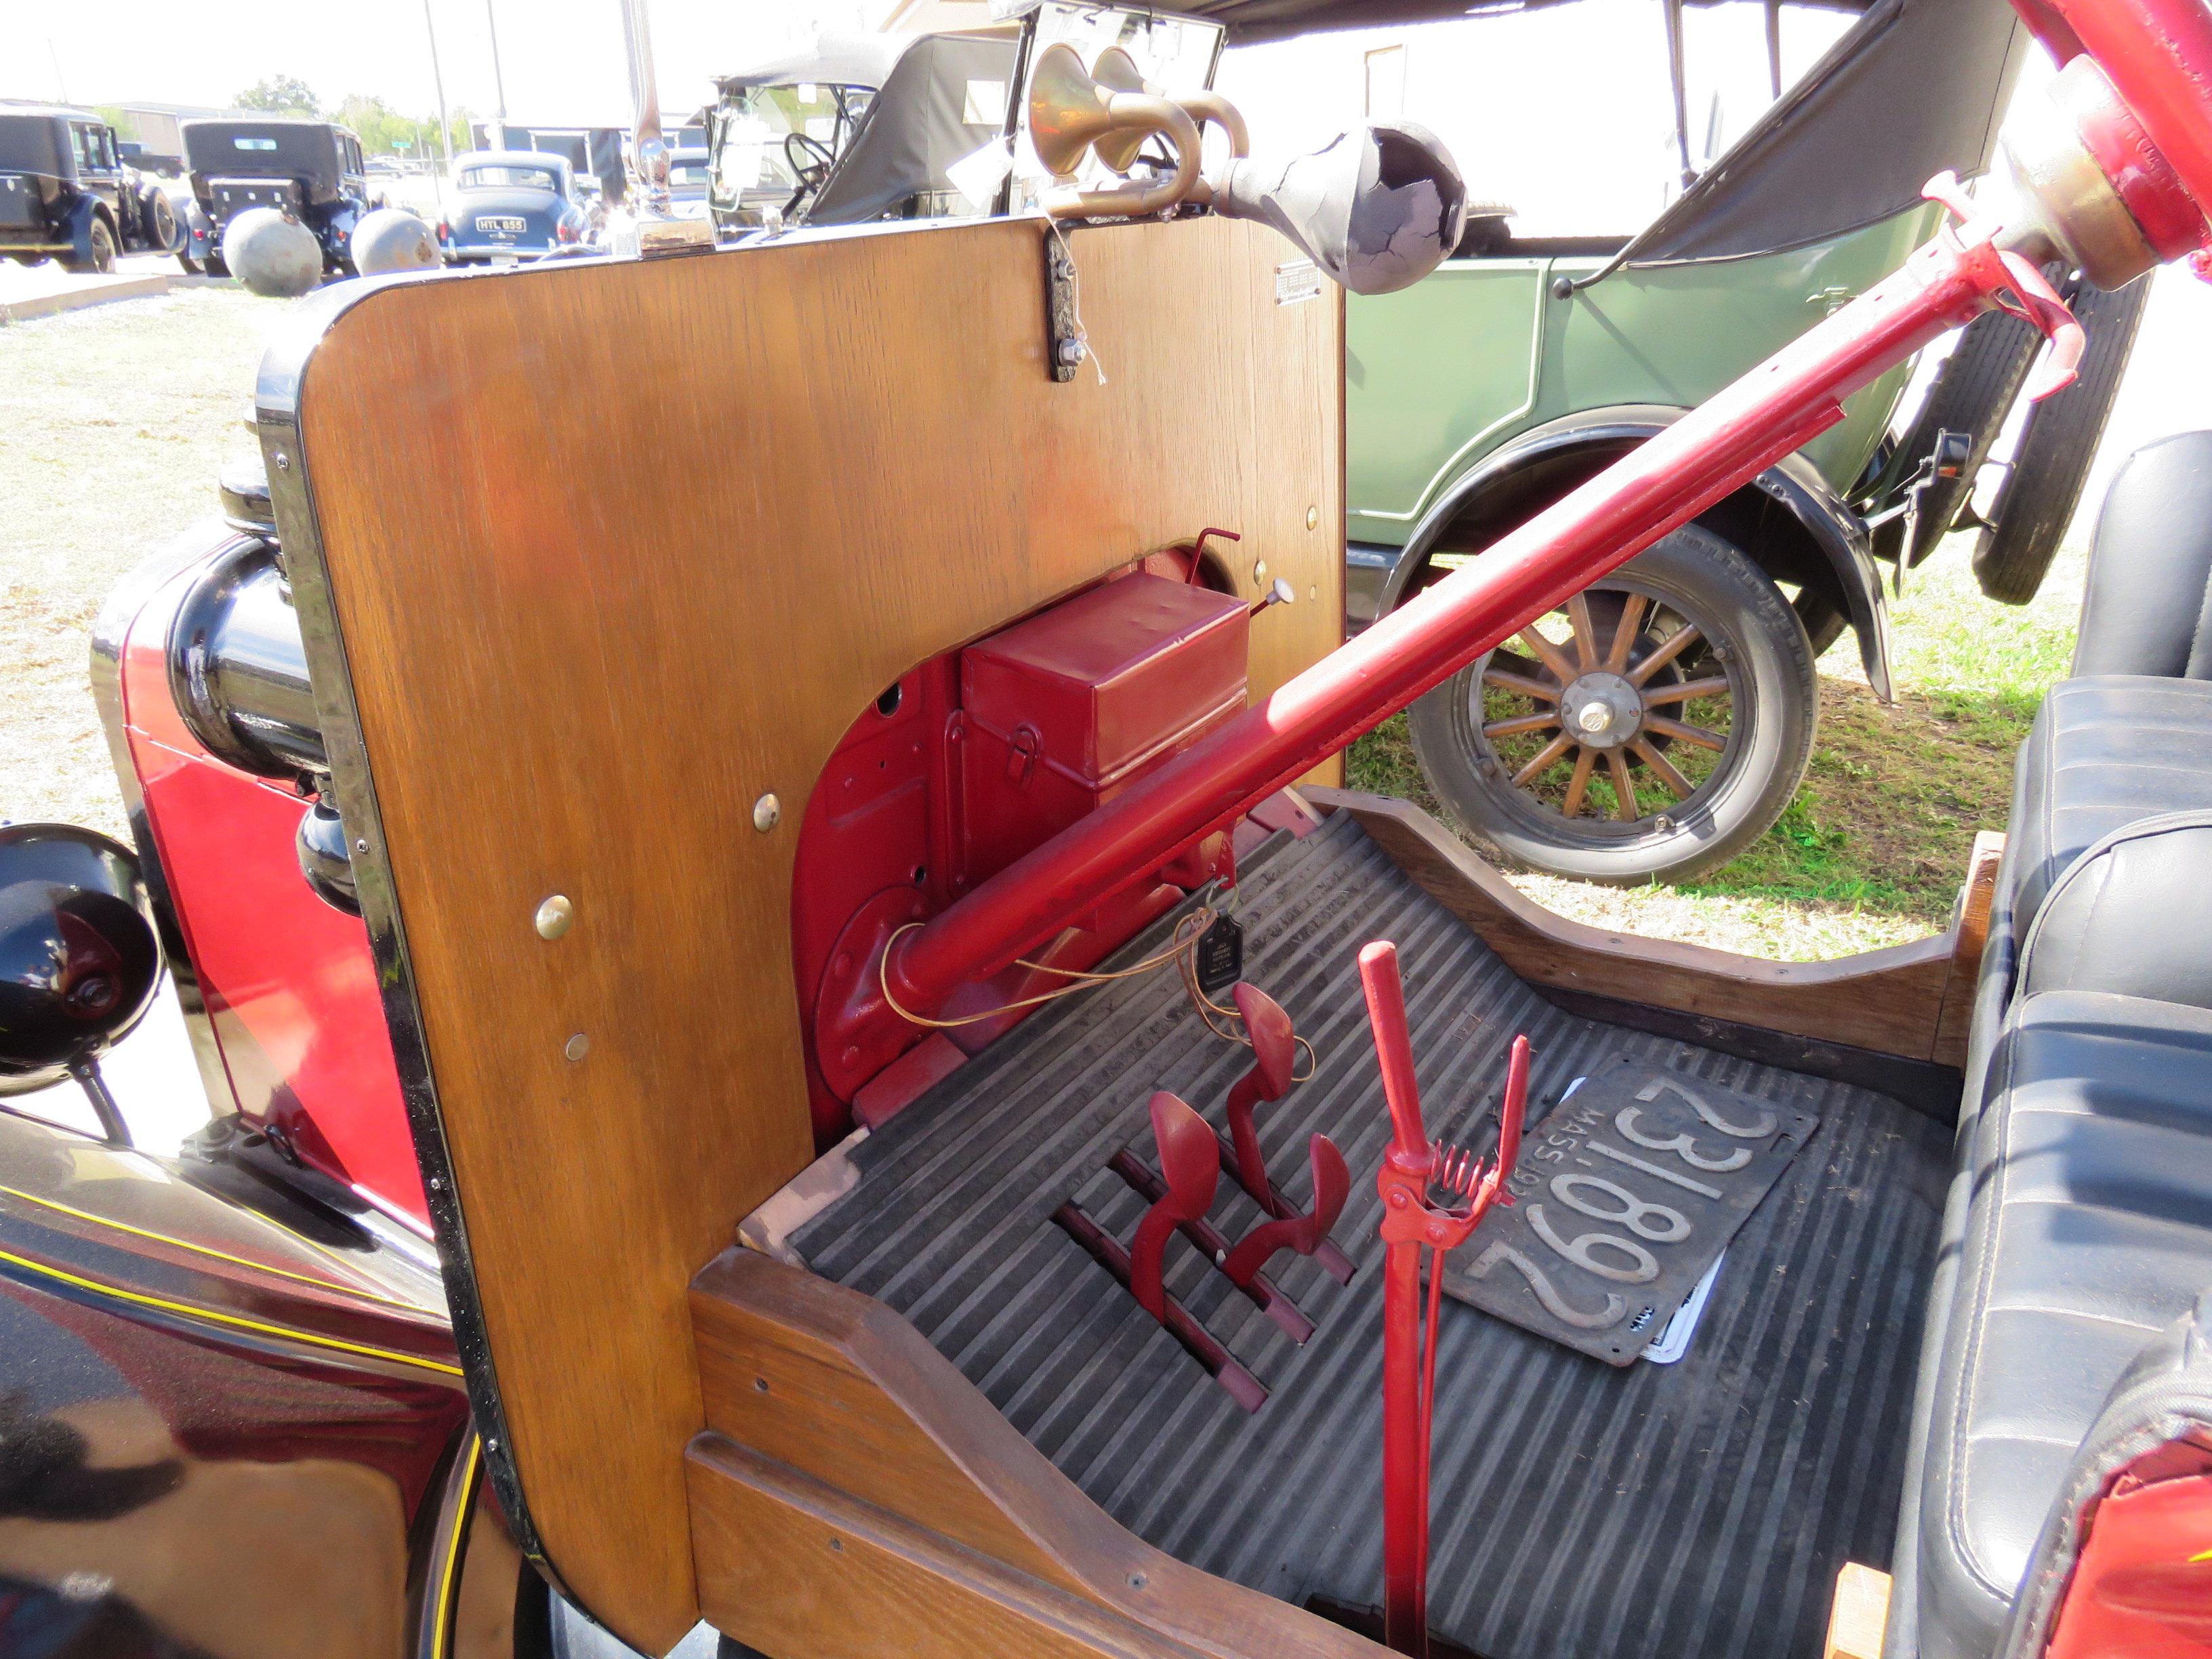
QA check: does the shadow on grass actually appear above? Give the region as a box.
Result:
[1345,671,2036,936]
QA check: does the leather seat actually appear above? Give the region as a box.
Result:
[1996,676,2212,949]
[2071,430,2212,681]
[1913,990,2212,1659]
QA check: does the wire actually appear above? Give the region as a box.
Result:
[877,909,1214,1030]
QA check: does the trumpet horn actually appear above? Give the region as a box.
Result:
[1091,47,1250,178]
[1027,42,1202,220]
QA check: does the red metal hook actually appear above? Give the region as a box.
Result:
[1214,982,1357,1284]
[1359,939,1528,1658]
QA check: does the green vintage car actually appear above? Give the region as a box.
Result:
[1340,0,2144,882]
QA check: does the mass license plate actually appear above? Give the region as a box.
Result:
[1441,1062,1816,1365]
[478,216,527,234]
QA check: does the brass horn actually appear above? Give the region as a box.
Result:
[1091,47,1250,184]
[1027,42,1202,220]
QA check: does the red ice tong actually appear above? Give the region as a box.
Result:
[1359,939,1529,1659]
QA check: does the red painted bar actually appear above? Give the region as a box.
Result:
[882,218,2035,1017]
[2049,0,2212,224]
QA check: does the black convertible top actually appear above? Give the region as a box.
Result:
[1189,0,1876,43]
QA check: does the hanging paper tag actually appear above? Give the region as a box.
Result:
[1195,914,1244,996]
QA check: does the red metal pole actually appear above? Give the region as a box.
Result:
[881,222,2043,1019]
[2044,0,2212,220]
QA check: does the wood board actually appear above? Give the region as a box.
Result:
[281,212,1343,1649]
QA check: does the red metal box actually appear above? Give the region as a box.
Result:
[959,573,1250,887]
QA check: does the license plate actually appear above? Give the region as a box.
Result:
[478,216,527,234]
[1441,1061,1817,1365]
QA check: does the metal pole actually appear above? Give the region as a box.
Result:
[423,0,455,173]
[870,228,2068,1029]
[1663,0,1694,187]
[485,0,510,148]
[47,39,69,104]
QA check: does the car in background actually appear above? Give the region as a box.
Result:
[436,148,594,264]
[0,106,180,272]
[179,117,373,276]
[703,30,1016,233]
[666,145,712,219]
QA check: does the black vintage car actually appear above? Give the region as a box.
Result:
[179,117,371,276]
[0,106,180,272]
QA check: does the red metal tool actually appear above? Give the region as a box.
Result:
[1359,940,1530,1659]
[1213,982,1357,1283]
[1109,1144,1315,1343]
[1219,1132,1349,1292]
[846,174,2088,1056]
[1052,1090,1269,1410]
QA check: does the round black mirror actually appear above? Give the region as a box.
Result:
[0,824,163,1100]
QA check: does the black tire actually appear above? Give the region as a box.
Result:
[1971,272,2152,605]
[204,251,228,278]
[177,249,203,274]
[139,187,178,254]
[60,213,117,274]
[1877,295,2046,567]
[1408,526,1818,884]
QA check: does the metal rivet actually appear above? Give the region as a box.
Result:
[829,1537,844,1553]
[564,1032,590,1062]
[1305,506,1319,531]
[1309,585,1318,602]
[274,452,291,471]
[752,793,781,833]
[355,838,369,854]
[1130,1572,1147,1589]
[1252,559,1268,582]
[535,895,574,939]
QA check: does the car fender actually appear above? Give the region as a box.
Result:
[63,192,118,247]
[1375,403,1893,701]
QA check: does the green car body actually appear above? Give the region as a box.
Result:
[1347,200,1944,550]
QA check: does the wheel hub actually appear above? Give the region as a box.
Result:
[1557,672,1643,750]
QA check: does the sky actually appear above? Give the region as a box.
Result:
[4,0,890,128]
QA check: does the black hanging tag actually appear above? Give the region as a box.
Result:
[1195,913,1245,996]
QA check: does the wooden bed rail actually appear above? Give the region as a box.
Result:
[687,1249,1379,1659]
[1309,790,2002,1072]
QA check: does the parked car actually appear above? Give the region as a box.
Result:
[0,106,180,272]
[703,29,1017,232]
[1338,0,2144,882]
[7,7,2212,1659]
[178,117,372,276]
[436,148,596,263]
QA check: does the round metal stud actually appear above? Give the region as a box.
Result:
[535,895,574,939]
[1305,505,1319,530]
[564,1032,590,1062]
[753,793,781,834]
[1252,559,1269,582]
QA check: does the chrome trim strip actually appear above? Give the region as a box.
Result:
[253,270,544,1566]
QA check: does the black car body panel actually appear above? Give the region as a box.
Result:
[182,118,371,270]
[0,106,174,262]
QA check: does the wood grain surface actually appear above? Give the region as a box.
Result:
[293,214,1343,1649]
[1313,790,1968,1063]
[689,1250,1379,1659]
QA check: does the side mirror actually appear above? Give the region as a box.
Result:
[1211,120,1467,297]
[0,825,163,1138]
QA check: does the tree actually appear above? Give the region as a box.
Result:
[235,75,321,117]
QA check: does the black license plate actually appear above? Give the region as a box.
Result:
[1441,1062,1816,1365]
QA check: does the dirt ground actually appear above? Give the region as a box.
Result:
[3,266,2207,958]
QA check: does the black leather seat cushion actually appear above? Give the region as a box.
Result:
[1914,990,2212,1659]
[2019,812,2212,1008]
[2073,430,2212,680]
[2001,676,2212,947]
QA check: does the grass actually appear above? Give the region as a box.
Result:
[0,288,279,839]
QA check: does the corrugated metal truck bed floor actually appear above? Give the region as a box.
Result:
[791,813,1948,1659]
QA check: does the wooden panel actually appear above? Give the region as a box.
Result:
[689,1250,1378,1659]
[1312,790,1963,1063]
[1822,1563,1891,1659]
[689,1439,1207,1659]
[1931,830,2005,1069]
[291,214,1342,1650]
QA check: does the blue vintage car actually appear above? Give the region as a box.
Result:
[437,148,593,264]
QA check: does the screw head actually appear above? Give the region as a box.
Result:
[274,452,291,471]
[534,895,574,939]
[564,1032,590,1062]
[1305,505,1319,531]
[355,838,369,855]
[752,793,781,833]
[1252,559,1269,583]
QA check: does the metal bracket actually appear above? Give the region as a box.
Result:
[1044,232,1084,382]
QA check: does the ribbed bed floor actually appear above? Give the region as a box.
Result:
[792,814,1950,1659]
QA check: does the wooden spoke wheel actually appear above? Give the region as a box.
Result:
[1406,527,1818,884]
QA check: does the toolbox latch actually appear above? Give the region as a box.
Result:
[1005,724,1042,788]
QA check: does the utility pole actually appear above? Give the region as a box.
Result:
[47,39,69,104]
[422,0,455,174]
[485,0,510,150]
